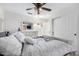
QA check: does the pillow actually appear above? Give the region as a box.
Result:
[24,36,35,45]
[34,35,50,41]
[12,31,26,43]
[0,35,22,56]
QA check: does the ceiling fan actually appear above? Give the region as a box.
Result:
[26,3,52,14]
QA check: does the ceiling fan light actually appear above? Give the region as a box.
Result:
[39,8,42,11]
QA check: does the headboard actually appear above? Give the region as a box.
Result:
[0,31,10,37]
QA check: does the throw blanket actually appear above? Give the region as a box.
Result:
[22,38,75,56]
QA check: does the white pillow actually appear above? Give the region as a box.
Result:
[24,36,35,45]
[0,35,22,56]
[12,31,26,43]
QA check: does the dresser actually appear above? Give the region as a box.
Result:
[22,30,38,38]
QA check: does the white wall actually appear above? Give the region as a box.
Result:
[0,18,3,32]
[76,5,79,55]
[0,5,4,32]
[3,10,52,36]
[0,6,4,19]
[4,10,33,32]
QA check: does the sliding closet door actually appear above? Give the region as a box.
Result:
[54,12,77,40]
[54,11,78,50]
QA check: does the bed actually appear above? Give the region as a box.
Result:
[0,31,76,56]
[21,35,76,56]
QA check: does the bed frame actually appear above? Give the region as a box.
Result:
[64,51,76,56]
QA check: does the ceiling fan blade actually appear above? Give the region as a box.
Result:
[42,7,51,11]
[41,3,46,6]
[26,8,33,10]
[27,12,32,14]
[32,3,37,7]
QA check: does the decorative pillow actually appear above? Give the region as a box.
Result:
[12,31,26,43]
[0,35,22,56]
[24,36,35,45]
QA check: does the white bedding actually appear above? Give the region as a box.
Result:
[0,35,22,56]
[0,33,76,56]
[22,38,75,56]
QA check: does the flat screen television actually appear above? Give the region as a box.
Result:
[27,25,32,29]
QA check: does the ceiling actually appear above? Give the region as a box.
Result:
[0,3,77,16]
